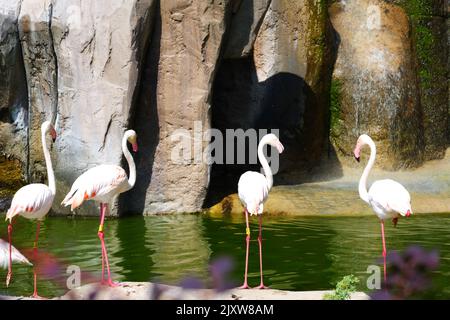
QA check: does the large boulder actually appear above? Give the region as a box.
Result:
[0,0,28,171]
[121,0,231,214]
[47,0,156,215]
[329,0,424,169]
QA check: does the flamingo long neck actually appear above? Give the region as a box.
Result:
[258,139,273,190]
[358,139,376,204]
[41,127,55,194]
[122,135,136,190]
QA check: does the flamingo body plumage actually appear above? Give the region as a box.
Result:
[62,164,130,211]
[238,171,269,216]
[7,184,54,221]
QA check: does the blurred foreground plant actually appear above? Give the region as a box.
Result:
[371,246,439,300]
[323,274,359,300]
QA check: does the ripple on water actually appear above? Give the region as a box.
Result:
[0,213,449,298]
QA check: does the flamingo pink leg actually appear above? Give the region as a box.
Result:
[98,203,118,287]
[239,209,251,289]
[6,223,13,287]
[99,204,105,284]
[31,221,44,299]
[256,215,268,289]
[380,220,387,285]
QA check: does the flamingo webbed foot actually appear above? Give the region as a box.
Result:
[238,283,251,289]
[256,284,269,289]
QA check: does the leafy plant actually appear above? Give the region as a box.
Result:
[323,274,360,300]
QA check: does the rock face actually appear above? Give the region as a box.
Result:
[329,0,423,169]
[48,0,155,215]
[329,0,448,169]
[0,0,448,216]
[122,0,231,214]
[0,0,28,170]
[18,0,57,182]
[396,0,448,161]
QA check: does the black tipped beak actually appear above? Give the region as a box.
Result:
[354,156,360,163]
[52,138,56,143]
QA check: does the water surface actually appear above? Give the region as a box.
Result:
[0,213,449,298]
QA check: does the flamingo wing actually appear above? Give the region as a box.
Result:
[62,164,128,210]
[0,239,32,269]
[238,171,269,215]
[368,179,412,216]
[7,184,54,218]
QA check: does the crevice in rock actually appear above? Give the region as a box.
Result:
[118,0,160,216]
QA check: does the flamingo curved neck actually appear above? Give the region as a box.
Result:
[122,135,136,189]
[41,127,55,194]
[359,139,376,204]
[258,140,273,190]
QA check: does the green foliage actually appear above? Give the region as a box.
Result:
[323,275,360,300]
[400,0,438,90]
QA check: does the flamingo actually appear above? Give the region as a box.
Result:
[353,134,412,284]
[61,129,137,287]
[237,133,284,289]
[0,239,32,269]
[5,121,56,298]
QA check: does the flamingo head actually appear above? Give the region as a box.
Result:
[353,134,372,162]
[263,133,284,154]
[41,121,57,143]
[126,130,138,152]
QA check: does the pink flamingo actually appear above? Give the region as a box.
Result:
[5,121,56,298]
[61,130,137,287]
[237,133,284,289]
[353,134,412,284]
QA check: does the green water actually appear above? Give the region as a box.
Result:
[0,213,449,298]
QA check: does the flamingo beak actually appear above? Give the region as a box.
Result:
[354,156,360,163]
[132,143,138,152]
[276,141,284,154]
[405,210,411,217]
[50,128,57,143]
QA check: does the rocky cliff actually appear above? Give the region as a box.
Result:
[0,0,448,215]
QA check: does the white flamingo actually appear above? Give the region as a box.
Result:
[353,134,412,284]
[61,130,137,287]
[237,133,284,289]
[0,239,32,269]
[5,121,56,297]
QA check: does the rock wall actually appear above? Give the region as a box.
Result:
[0,0,448,215]
[0,0,28,171]
[329,0,448,169]
[121,0,231,214]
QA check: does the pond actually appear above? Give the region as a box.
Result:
[0,213,449,299]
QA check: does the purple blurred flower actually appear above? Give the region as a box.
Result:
[371,246,439,300]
